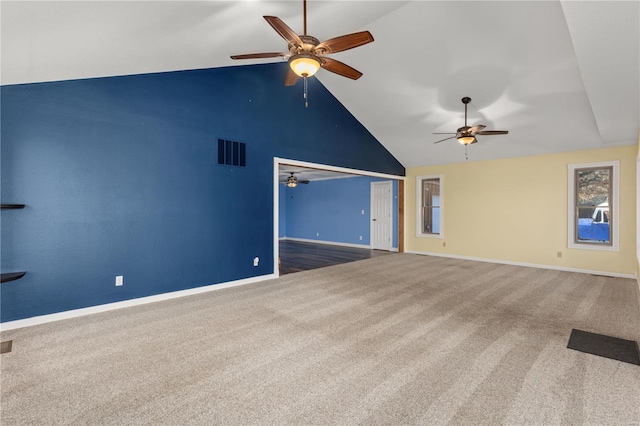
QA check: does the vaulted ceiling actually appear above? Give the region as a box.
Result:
[2,1,638,168]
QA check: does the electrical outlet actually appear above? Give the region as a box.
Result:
[557,251,563,258]
[442,241,446,247]
[361,210,365,215]
[115,275,123,286]
[316,232,319,237]
[359,235,363,241]
[253,257,259,267]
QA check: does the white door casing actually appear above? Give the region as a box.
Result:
[371,181,392,250]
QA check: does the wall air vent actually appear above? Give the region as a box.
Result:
[217,138,246,167]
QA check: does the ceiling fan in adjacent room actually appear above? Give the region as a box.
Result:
[230,0,374,107]
[282,172,310,188]
[433,97,509,146]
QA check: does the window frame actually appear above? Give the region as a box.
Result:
[416,174,443,239]
[567,161,619,252]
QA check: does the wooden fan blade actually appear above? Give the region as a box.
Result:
[230,52,288,60]
[299,180,310,184]
[477,130,509,135]
[468,124,486,134]
[284,67,299,86]
[264,16,303,47]
[316,31,374,54]
[434,136,456,144]
[432,132,456,135]
[320,57,362,80]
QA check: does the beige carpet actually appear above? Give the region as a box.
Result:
[1,254,639,425]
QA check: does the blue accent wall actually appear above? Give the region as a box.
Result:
[1,63,404,322]
[283,177,398,248]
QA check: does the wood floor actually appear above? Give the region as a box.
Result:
[279,240,394,275]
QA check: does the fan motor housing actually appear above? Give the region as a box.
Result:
[289,35,320,54]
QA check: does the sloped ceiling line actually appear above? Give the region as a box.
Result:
[1,1,637,166]
[561,0,640,146]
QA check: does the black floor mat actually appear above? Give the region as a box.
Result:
[567,329,640,365]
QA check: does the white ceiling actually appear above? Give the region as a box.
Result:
[2,1,638,168]
[279,164,358,183]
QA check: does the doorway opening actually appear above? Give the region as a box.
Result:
[274,157,405,276]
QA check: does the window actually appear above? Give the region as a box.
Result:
[568,161,619,251]
[416,175,442,238]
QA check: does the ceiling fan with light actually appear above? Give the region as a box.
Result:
[282,172,310,188]
[433,97,509,146]
[230,0,374,107]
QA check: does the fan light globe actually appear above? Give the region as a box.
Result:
[286,175,298,188]
[289,54,321,77]
[457,135,476,145]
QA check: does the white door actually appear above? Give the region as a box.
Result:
[370,181,393,250]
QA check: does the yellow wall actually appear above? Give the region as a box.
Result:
[406,145,637,276]
[637,134,640,279]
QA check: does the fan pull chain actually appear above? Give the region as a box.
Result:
[465,145,469,161]
[303,75,309,108]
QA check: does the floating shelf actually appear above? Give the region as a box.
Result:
[1,272,26,283]
[2,203,27,283]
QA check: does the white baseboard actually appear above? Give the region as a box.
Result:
[283,237,398,252]
[0,273,277,331]
[405,250,636,279]
[283,237,372,250]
